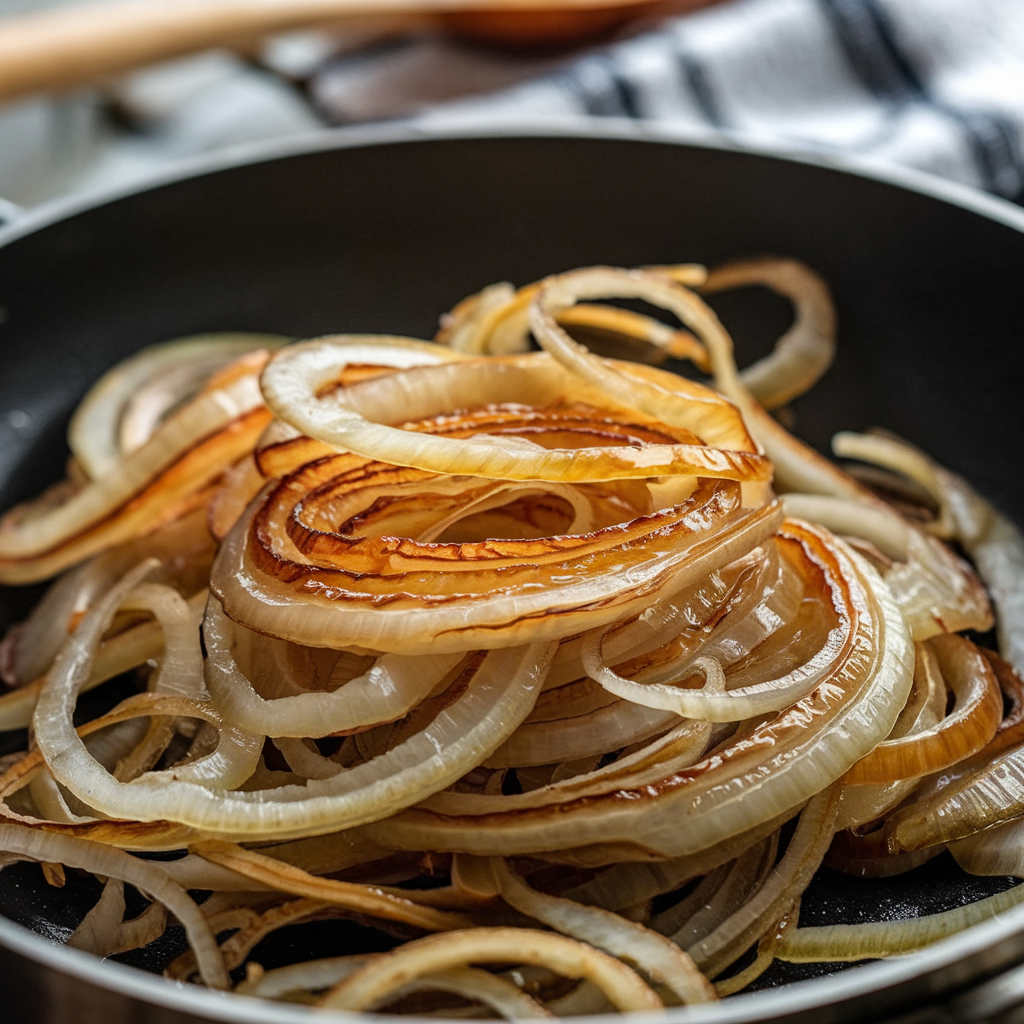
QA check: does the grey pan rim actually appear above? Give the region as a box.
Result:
[1,119,1024,1023]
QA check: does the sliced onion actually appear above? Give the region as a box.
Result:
[950,816,1024,877]
[0,508,213,689]
[436,264,707,360]
[317,927,664,1013]
[235,954,376,999]
[0,589,207,732]
[490,858,716,1004]
[191,841,473,932]
[826,827,943,879]
[261,342,766,484]
[686,787,840,978]
[0,821,227,988]
[69,334,287,481]
[167,897,340,982]
[204,600,463,738]
[654,835,778,943]
[842,635,1001,785]
[33,565,556,840]
[887,659,1024,851]
[383,966,554,1018]
[781,492,992,641]
[208,455,267,542]
[481,716,710,800]
[0,366,271,583]
[484,699,681,769]
[529,267,756,453]
[830,435,1017,657]
[68,878,168,957]
[834,642,947,831]
[701,258,836,411]
[777,881,1024,962]
[214,470,779,654]
[579,536,829,722]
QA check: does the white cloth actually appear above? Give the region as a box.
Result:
[311,0,1024,200]
[18,0,1024,205]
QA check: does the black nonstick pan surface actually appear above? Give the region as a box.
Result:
[0,124,1023,1024]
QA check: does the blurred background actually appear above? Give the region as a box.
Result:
[0,0,1021,211]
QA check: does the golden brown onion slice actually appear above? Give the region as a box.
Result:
[0,356,273,584]
[318,927,664,1013]
[213,473,779,654]
[842,635,1001,786]
[69,334,288,481]
[435,264,707,359]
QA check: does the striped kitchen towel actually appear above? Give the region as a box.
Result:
[310,0,1024,201]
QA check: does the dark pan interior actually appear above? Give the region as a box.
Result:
[0,131,1022,997]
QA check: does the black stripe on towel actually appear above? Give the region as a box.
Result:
[674,40,727,128]
[821,0,1024,197]
[565,56,643,118]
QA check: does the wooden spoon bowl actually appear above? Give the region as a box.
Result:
[441,0,719,50]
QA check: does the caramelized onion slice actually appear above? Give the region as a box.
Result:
[849,435,1024,676]
[191,841,473,932]
[529,267,755,452]
[214,474,780,654]
[436,264,707,360]
[842,635,1002,786]
[781,492,992,641]
[0,821,227,988]
[0,365,271,583]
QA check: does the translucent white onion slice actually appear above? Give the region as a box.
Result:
[701,258,836,411]
[777,881,1024,962]
[34,567,555,840]
[490,859,716,1004]
[0,821,227,988]
[204,601,464,738]
[261,342,767,484]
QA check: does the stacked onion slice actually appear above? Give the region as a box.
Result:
[0,260,1021,1015]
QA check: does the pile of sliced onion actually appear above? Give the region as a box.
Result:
[0,260,1019,1015]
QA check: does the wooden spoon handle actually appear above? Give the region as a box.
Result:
[0,0,653,103]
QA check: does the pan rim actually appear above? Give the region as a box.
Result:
[1,118,1024,247]
[1,120,1023,1022]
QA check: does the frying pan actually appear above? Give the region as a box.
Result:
[0,124,1023,1024]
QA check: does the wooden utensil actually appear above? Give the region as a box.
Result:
[0,0,689,104]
